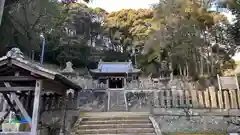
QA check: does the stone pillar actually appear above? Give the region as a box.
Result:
[179,90,184,107]
[198,91,204,108]
[172,90,178,108]
[230,89,238,109]
[190,90,198,108]
[159,91,165,107]
[153,91,159,107]
[224,91,230,110]
[0,93,3,111]
[237,90,240,108]
[106,78,109,88]
[218,91,223,109]
[204,89,210,108]
[185,90,191,107]
[209,87,217,108]
[124,78,127,88]
[166,90,171,108]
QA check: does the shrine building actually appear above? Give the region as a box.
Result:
[90,60,141,88]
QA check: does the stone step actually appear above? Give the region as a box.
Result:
[82,133,156,135]
[81,119,151,124]
[82,116,149,121]
[79,123,153,129]
[79,112,150,117]
[76,128,155,134]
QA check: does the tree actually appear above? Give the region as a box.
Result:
[105,9,154,52]
[141,0,235,78]
[0,0,5,26]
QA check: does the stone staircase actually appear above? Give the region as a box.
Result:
[70,113,157,135]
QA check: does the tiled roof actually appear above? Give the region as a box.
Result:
[91,61,140,73]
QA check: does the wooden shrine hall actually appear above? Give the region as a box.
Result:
[0,55,81,135]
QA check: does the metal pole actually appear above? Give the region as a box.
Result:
[135,53,137,68]
[40,37,45,65]
[0,0,6,26]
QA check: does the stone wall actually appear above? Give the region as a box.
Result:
[39,110,79,135]
[153,109,240,133]
[155,116,230,133]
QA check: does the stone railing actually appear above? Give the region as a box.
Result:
[76,87,240,112]
[67,76,196,90]
[152,87,239,109]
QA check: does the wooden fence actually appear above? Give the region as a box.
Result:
[0,92,78,116]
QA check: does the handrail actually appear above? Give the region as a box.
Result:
[149,116,162,135]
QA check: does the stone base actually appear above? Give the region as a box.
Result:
[155,115,240,133]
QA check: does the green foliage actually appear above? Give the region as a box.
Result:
[105,9,154,50]
[0,0,237,78]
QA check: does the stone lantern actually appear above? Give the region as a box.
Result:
[159,61,172,87]
[61,61,78,80]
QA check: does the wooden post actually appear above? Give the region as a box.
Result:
[59,92,67,135]
[31,80,42,135]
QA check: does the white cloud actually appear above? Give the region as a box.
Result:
[87,0,159,12]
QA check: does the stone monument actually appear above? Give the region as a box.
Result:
[6,48,24,59]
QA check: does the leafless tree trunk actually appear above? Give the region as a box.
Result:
[0,0,5,26]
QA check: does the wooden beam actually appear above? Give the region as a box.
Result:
[31,80,42,135]
[0,76,37,82]
[0,111,8,119]
[2,94,21,120]
[0,60,7,67]
[0,66,11,73]
[0,111,10,125]
[42,80,65,94]
[0,132,31,135]
[0,87,35,92]
[11,59,55,80]
[11,93,32,127]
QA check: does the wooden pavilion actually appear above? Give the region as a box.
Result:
[0,55,81,135]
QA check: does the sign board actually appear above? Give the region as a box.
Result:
[219,76,238,89]
[229,133,239,135]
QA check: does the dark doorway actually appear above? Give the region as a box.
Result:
[109,78,123,88]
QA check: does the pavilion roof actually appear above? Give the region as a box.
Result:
[0,56,82,91]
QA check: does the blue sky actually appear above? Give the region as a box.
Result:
[87,0,159,12]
